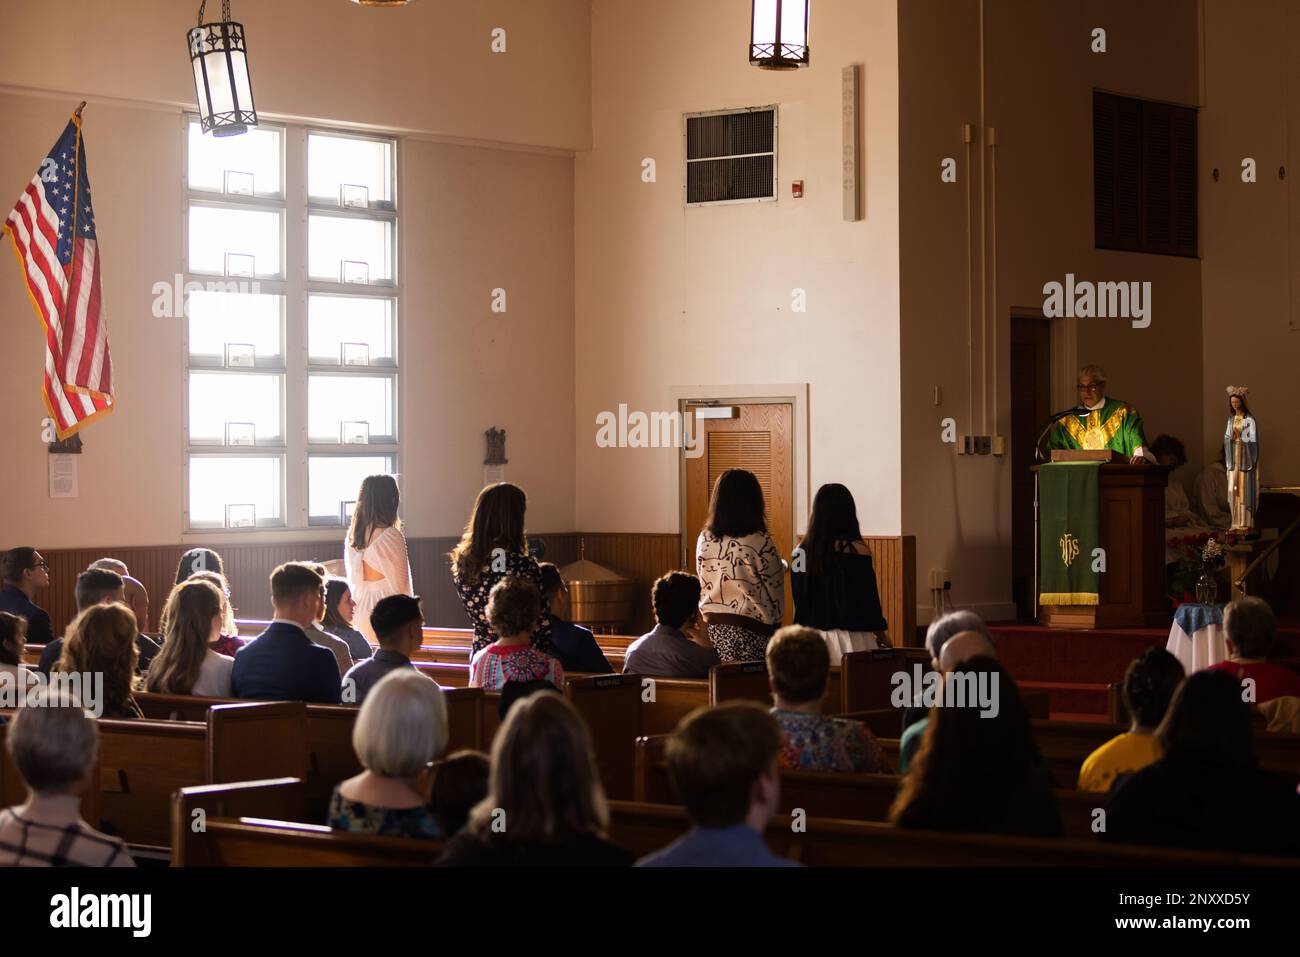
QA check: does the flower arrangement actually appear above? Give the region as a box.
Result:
[1168,531,1227,608]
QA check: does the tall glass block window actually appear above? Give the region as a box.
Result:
[185,118,399,530]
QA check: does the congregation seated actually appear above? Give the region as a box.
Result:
[40,569,160,678]
[890,657,1063,838]
[144,578,233,698]
[230,562,342,704]
[1203,597,1300,704]
[1105,670,1300,855]
[429,749,490,838]
[185,569,245,659]
[88,558,150,634]
[324,576,375,663]
[638,701,796,867]
[437,692,633,866]
[766,625,882,773]
[0,689,133,867]
[469,576,564,691]
[328,670,447,840]
[537,562,613,674]
[1077,648,1184,792]
[308,563,355,677]
[343,594,435,705]
[624,571,718,678]
[56,602,144,719]
[0,546,52,648]
[899,611,995,772]
[790,483,890,662]
[0,611,28,694]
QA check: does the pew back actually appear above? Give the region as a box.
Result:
[605,801,1289,867]
[564,674,642,800]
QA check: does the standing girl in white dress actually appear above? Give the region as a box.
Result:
[345,475,413,646]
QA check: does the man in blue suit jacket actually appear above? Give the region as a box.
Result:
[232,562,341,704]
[537,563,613,674]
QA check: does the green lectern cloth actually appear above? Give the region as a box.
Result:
[1039,462,1102,606]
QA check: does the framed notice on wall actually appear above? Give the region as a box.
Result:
[49,454,78,498]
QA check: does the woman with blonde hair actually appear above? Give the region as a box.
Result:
[449,482,552,656]
[146,579,233,697]
[55,604,142,719]
[329,669,446,839]
[345,474,413,646]
[436,691,632,865]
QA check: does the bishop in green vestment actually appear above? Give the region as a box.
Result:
[1049,365,1154,464]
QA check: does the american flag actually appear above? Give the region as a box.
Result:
[3,113,114,439]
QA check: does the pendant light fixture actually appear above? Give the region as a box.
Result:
[187,0,257,137]
[750,0,810,70]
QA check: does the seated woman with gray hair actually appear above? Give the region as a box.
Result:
[328,668,447,839]
[0,689,134,866]
[898,610,996,773]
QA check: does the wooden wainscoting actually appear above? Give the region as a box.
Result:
[39,533,913,643]
[865,536,917,648]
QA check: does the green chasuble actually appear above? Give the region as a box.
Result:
[1048,397,1147,457]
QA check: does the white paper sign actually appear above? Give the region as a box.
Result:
[49,454,78,498]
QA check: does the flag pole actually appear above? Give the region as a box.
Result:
[74,101,86,118]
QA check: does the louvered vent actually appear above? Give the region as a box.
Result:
[685,107,777,206]
[708,432,773,521]
[1094,90,1197,257]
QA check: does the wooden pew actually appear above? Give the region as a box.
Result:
[412,661,471,687]
[636,677,709,735]
[708,661,840,710]
[136,687,488,819]
[21,645,43,667]
[93,701,306,848]
[175,785,1287,867]
[173,776,444,865]
[840,648,1050,722]
[604,800,1291,867]
[632,733,1103,839]
[235,620,636,670]
[840,649,916,713]
[1031,719,1300,788]
[564,674,643,800]
[178,816,444,866]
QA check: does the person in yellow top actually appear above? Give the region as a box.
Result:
[1077,648,1185,792]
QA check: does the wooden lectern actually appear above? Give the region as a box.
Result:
[1036,451,1169,628]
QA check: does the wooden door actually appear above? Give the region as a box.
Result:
[683,402,794,624]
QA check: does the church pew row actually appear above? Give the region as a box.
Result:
[871,720,1300,789]
[632,733,1105,840]
[5,701,309,849]
[170,778,1289,868]
[135,689,490,821]
[1027,718,1300,787]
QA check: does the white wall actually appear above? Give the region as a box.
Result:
[574,0,902,537]
[0,0,583,548]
